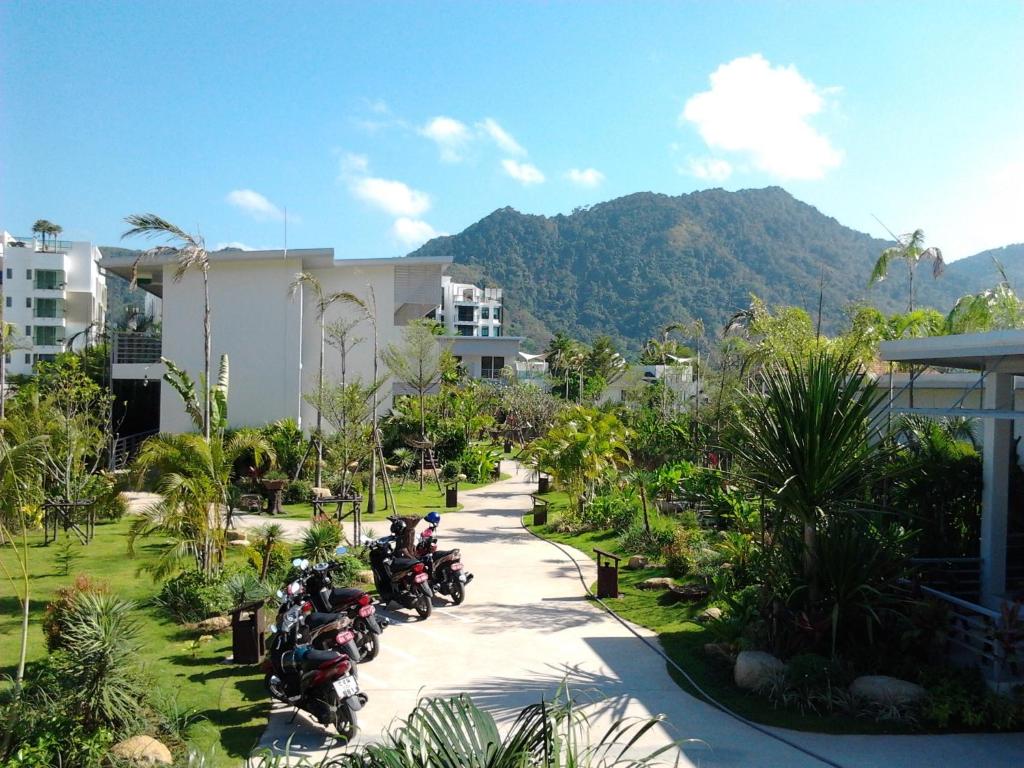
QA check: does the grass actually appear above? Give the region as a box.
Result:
[0,520,268,765]
[524,498,912,735]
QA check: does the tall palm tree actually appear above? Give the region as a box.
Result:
[122,214,213,439]
[31,219,53,247]
[869,228,944,312]
[290,272,351,488]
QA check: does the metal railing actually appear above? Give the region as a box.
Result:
[10,236,73,253]
[111,429,159,470]
[113,333,161,364]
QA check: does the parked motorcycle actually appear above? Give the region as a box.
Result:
[366,518,433,619]
[415,511,473,605]
[302,547,388,662]
[263,601,366,742]
[277,561,363,664]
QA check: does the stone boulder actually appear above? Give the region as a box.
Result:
[626,555,649,570]
[311,486,333,500]
[110,735,173,765]
[637,577,675,591]
[666,584,711,603]
[850,676,926,705]
[356,570,375,584]
[196,615,231,633]
[697,606,723,623]
[225,530,248,542]
[734,650,786,691]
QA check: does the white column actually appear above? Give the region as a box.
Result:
[981,372,1012,608]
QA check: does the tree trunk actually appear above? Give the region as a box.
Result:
[803,520,820,604]
[908,259,915,313]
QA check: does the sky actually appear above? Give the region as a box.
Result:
[1,1,1022,262]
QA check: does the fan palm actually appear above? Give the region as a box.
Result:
[869,228,944,312]
[122,214,214,439]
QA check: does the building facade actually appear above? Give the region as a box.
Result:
[99,247,451,434]
[1,231,106,375]
[434,276,503,337]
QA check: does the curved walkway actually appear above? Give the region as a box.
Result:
[253,463,1024,767]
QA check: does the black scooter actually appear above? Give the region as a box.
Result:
[365,520,433,619]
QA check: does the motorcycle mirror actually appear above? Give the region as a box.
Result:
[335,545,348,555]
[275,589,284,599]
[291,557,302,568]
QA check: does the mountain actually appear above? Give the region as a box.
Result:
[408,187,1021,353]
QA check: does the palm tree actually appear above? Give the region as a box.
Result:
[122,214,213,439]
[250,523,286,580]
[31,219,53,247]
[290,272,351,488]
[869,228,944,312]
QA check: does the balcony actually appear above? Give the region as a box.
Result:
[9,236,73,253]
[113,333,162,364]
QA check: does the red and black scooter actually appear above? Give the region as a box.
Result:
[415,511,473,605]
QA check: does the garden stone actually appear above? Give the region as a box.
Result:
[637,577,675,590]
[196,615,231,633]
[850,675,926,705]
[734,650,786,691]
[704,642,734,661]
[227,538,250,547]
[626,555,649,570]
[356,570,374,584]
[225,530,248,542]
[666,584,710,603]
[110,735,173,765]
[697,606,723,622]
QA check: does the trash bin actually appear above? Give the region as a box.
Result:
[491,461,501,480]
[532,496,548,526]
[594,549,621,599]
[445,482,458,508]
[231,600,266,663]
[538,475,550,493]
[504,439,513,453]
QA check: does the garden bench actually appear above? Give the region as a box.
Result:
[239,494,263,513]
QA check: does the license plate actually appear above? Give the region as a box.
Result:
[450,562,463,571]
[333,676,358,699]
[414,572,428,583]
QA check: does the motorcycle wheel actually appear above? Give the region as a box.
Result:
[450,580,465,605]
[264,673,285,701]
[414,593,432,619]
[334,704,358,744]
[359,630,381,662]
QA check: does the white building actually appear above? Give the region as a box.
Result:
[99,247,451,434]
[433,276,503,337]
[1,230,106,374]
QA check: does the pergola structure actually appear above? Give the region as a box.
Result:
[880,330,1024,610]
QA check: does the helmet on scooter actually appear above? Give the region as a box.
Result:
[389,518,407,536]
[424,511,441,525]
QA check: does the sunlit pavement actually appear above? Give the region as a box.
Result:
[252,463,1024,767]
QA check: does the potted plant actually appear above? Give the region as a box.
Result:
[261,469,289,492]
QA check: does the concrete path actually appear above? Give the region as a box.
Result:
[252,462,1024,767]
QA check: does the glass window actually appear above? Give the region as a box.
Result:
[481,327,489,337]
[26,297,32,308]
[458,326,473,336]
[34,298,62,318]
[5,268,11,279]
[34,270,64,290]
[26,269,32,280]
[457,306,474,322]
[481,307,489,320]
[4,296,10,308]
[25,325,31,337]
[24,353,31,364]
[34,326,61,346]
[494,307,501,321]
[481,356,505,379]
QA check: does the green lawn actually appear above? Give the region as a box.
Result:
[524,498,912,735]
[0,521,268,765]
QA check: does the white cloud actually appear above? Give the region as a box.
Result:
[565,167,606,187]
[367,98,390,114]
[226,189,285,220]
[502,159,545,185]
[351,176,432,217]
[393,217,445,247]
[214,241,254,251]
[340,152,369,175]
[682,54,843,180]
[479,118,526,156]
[685,157,733,182]
[420,116,472,162]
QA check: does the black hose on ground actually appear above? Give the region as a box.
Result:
[519,512,847,768]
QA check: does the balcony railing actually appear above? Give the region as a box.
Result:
[9,236,73,253]
[113,333,162,364]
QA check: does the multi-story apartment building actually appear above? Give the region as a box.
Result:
[1,230,106,375]
[433,276,503,337]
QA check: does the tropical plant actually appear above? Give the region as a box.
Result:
[299,518,345,564]
[123,213,214,439]
[946,260,1024,334]
[869,227,944,312]
[729,351,889,602]
[250,523,287,580]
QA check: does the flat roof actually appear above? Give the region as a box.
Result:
[879,330,1024,373]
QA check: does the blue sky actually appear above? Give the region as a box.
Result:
[1,1,1022,261]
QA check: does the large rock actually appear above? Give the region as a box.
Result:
[225,530,248,542]
[850,675,926,705]
[626,555,649,570]
[311,486,333,500]
[110,735,173,765]
[356,570,375,584]
[734,650,786,691]
[637,577,675,590]
[666,583,711,603]
[196,615,231,633]
[697,606,723,623]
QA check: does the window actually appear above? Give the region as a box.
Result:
[481,327,489,337]
[34,298,62,318]
[493,307,501,321]
[5,268,11,279]
[26,269,32,280]
[4,354,9,363]
[457,306,474,322]
[481,356,505,379]
[495,326,501,337]
[24,353,31,365]
[25,325,31,337]
[34,326,61,346]
[26,297,32,308]
[4,296,10,308]
[481,307,489,320]
[458,326,474,336]
[34,270,64,290]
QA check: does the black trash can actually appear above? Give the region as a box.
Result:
[231,600,266,664]
[538,475,550,493]
[445,483,458,508]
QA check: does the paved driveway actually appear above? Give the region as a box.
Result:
[254,463,1024,767]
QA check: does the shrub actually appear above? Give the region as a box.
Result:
[42,574,110,652]
[298,519,345,563]
[618,517,676,558]
[284,478,313,504]
[456,443,502,483]
[662,525,724,580]
[441,461,462,482]
[154,570,231,623]
[221,566,272,608]
[245,542,291,584]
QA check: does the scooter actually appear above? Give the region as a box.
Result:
[366,518,433,619]
[278,560,363,664]
[415,511,473,605]
[262,602,367,742]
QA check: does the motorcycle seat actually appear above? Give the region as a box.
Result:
[391,556,421,571]
[299,647,345,669]
[433,549,458,561]
[330,587,366,605]
[307,611,346,628]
